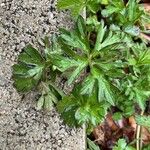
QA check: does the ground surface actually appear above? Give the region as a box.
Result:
[0,0,85,149]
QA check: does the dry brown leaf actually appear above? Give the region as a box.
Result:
[129,116,137,130]
[92,115,136,149]
[143,3,150,12]
[93,124,105,145]
[106,114,118,131]
[141,127,150,145]
[140,33,150,42]
[143,3,150,29]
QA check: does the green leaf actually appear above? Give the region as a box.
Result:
[75,99,108,126]
[138,50,150,65]
[135,115,150,127]
[60,19,90,53]
[81,75,96,95]
[57,85,109,127]
[59,42,81,60]
[97,76,115,105]
[101,0,147,29]
[87,138,100,150]
[68,61,87,85]
[57,0,86,17]
[102,6,120,18]
[50,54,80,72]
[57,95,80,127]
[81,67,115,105]
[37,82,62,110]
[113,139,136,150]
[87,0,100,13]
[127,0,143,23]
[93,21,125,53]
[19,44,44,64]
[94,20,106,51]
[77,15,86,37]
[134,88,146,111]
[51,53,87,84]
[12,45,45,92]
[124,26,140,36]
[101,0,124,17]
[143,144,150,150]
[113,112,122,121]
[113,139,127,150]
[37,96,45,110]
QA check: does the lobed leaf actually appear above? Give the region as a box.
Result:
[12,45,45,92]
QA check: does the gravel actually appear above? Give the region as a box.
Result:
[0,0,85,149]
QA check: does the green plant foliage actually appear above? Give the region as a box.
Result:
[12,0,150,141]
[37,82,63,110]
[102,0,150,35]
[12,45,46,92]
[87,138,101,150]
[12,37,63,110]
[52,16,128,106]
[57,85,109,127]
[112,112,123,121]
[57,0,108,16]
[135,115,150,127]
[143,144,150,150]
[57,0,86,17]
[113,139,136,150]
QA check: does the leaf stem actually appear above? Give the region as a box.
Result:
[136,111,144,150]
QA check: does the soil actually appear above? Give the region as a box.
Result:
[0,0,85,150]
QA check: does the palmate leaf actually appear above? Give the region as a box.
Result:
[57,18,127,88]
[57,94,79,127]
[87,138,100,150]
[121,75,150,112]
[43,35,62,58]
[37,82,63,110]
[75,100,108,126]
[137,50,150,65]
[68,61,87,85]
[133,87,148,111]
[57,0,105,16]
[12,45,45,92]
[77,15,86,37]
[113,139,136,150]
[50,54,88,84]
[60,16,90,53]
[127,0,143,23]
[57,0,86,17]
[135,115,150,128]
[50,54,80,72]
[50,16,89,84]
[129,44,150,66]
[81,67,115,105]
[93,21,126,56]
[87,0,108,13]
[57,85,109,127]
[97,76,114,105]
[101,0,124,17]
[101,0,147,34]
[81,74,96,95]
[125,46,150,111]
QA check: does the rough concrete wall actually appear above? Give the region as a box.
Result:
[0,0,85,149]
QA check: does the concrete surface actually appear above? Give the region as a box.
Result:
[0,0,85,149]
